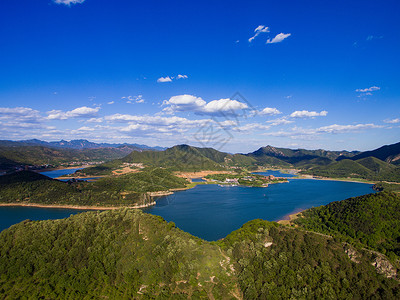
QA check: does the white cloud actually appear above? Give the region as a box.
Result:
[47,106,100,120]
[249,25,270,42]
[384,118,400,124]
[202,98,248,114]
[266,33,291,44]
[290,110,328,118]
[124,95,145,104]
[0,107,41,122]
[316,123,382,134]
[86,118,103,123]
[107,101,114,105]
[263,123,383,139]
[157,76,173,83]
[163,94,249,116]
[266,117,293,126]
[157,75,188,83]
[53,0,85,5]
[356,86,380,93]
[259,107,281,115]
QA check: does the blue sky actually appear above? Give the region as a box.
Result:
[0,0,399,153]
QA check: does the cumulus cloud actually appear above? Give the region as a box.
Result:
[248,25,270,42]
[290,110,328,118]
[266,33,291,44]
[259,107,281,115]
[0,107,41,123]
[157,75,188,83]
[162,94,249,116]
[157,76,173,83]
[384,118,400,124]
[356,86,380,93]
[47,106,100,120]
[53,0,85,5]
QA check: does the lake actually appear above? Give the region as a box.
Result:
[0,170,375,240]
[144,178,375,241]
[40,168,84,179]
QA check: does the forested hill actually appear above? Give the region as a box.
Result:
[122,144,256,171]
[0,169,188,207]
[337,141,400,165]
[295,192,400,261]
[1,205,399,298]
[0,145,137,171]
[301,157,400,182]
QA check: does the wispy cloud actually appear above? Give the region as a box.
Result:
[366,35,383,41]
[248,25,270,43]
[157,74,188,83]
[53,0,85,5]
[356,86,380,93]
[356,86,380,98]
[290,110,328,118]
[384,118,400,124]
[266,33,291,44]
[47,106,100,120]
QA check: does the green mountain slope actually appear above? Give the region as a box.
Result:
[338,141,400,164]
[0,145,136,171]
[122,145,228,171]
[246,145,357,168]
[0,169,188,207]
[1,207,399,299]
[295,192,400,260]
[302,157,400,182]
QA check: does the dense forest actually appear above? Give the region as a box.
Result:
[0,169,188,207]
[295,192,400,261]
[1,205,399,299]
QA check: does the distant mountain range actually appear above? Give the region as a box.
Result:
[0,139,166,151]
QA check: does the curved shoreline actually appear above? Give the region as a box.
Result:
[0,202,156,211]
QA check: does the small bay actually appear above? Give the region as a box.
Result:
[144,178,375,241]
[1,170,375,240]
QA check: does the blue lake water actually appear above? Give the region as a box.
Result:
[253,170,297,178]
[144,179,375,241]
[0,206,89,232]
[40,168,84,179]
[1,170,375,240]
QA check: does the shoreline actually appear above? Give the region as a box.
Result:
[0,202,156,211]
[37,165,89,173]
[277,209,305,225]
[293,176,376,185]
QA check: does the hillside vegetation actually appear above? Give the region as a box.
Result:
[295,192,400,261]
[0,145,136,171]
[1,206,399,299]
[302,157,400,182]
[0,169,188,207]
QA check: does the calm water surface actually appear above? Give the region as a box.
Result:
[40,168,84,178]
[1,170,375,240]
[144,178,375,241]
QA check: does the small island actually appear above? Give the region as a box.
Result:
[204,172,288,187]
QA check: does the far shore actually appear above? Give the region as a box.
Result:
[0,202,156,211]
[37,165,89,173]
